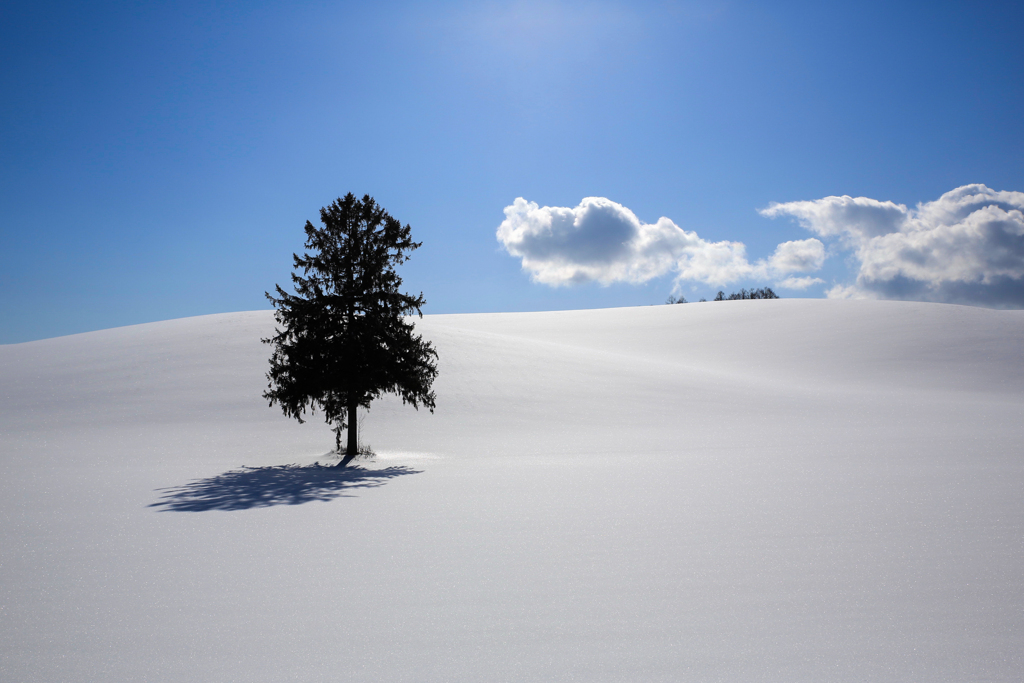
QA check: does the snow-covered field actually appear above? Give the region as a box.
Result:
[2,300,1022,682]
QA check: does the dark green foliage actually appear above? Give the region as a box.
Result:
[263,194,438,466]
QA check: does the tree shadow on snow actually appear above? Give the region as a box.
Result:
[149,463,421,512]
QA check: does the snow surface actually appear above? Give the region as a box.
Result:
[1,299,1023,681]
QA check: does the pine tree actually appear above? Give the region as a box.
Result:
[263,194,438,467]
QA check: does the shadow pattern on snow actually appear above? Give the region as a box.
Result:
[149,464,421,512]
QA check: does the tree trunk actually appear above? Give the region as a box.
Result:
[338,399,358,467]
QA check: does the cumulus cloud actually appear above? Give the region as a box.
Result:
[497,197,824,288]
[762,184,1024,307]
[778,276,826,290]
[760,195,908,241]
[765,239,826,275]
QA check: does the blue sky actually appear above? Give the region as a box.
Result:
[2,0,1023,343]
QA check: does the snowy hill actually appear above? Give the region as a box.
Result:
[2,300,1022,682]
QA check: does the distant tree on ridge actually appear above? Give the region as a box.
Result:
[673,287,780,304]
[722,287,779,300]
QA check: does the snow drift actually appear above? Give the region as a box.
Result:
[1,300,1023,681]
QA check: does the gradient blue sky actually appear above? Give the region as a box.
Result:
[2,0,1023,343]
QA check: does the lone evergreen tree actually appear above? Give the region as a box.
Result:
[263,193,438,467]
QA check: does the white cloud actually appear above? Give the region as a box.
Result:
[824,283,868,300]
[675,239,753,285]
[778,276,826,290]
[497,197,825,289]
[766,239,826,275]
[762,184,1024,307]
[760,195,908,241]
